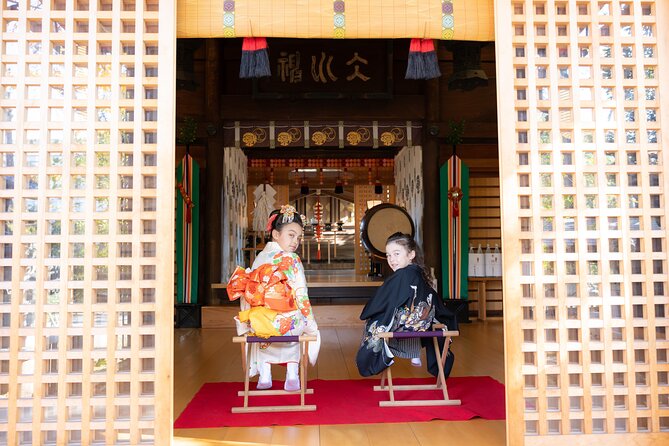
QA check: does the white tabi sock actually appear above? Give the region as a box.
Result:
[284,362,300,392]
[257,363,272,390]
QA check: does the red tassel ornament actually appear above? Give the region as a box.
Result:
[240,37,271,79]
[405,38,441,80]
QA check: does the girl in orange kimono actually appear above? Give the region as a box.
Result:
[227,205,319,391]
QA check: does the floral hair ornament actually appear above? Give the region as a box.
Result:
[279,204,297,224]
[265,205,300,232]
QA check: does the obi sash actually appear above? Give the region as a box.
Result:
[227,264,297,312]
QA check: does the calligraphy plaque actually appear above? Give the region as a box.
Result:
[253,39,393,99]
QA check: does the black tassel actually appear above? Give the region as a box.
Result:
[406,39,441,80]
[422,50,441,79]
[239,37,255,79]
[421,39,441,80]
[405,38,423,80]
[252,38,271,78]
[423,52,441,79]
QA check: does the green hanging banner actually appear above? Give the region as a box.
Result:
[440,155,470,299]
[176,153,200,304]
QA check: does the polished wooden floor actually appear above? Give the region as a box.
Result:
[174,306,505,446]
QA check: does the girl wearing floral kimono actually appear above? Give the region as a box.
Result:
[356,232,457,377]
[227,205,319,391]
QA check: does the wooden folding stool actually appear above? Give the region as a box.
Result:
[375,326,461,407]
[231,334,317,413]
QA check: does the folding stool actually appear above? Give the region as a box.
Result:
[374,325,460,407]
[231,334,317,413]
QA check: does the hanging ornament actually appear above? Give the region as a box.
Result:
[447,186,463,217]
[313,197,323,247]
[405,38,441,80]
[374,166,382,194]
[239,37,271,79]
[374,179,383,195]
[334,180,344,194]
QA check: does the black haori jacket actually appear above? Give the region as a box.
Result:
[356,263,458,377]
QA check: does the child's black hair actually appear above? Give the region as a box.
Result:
[267,206,304,234]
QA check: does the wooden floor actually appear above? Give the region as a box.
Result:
[174,306,506,446]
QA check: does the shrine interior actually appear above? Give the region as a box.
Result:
[175,37,501,318]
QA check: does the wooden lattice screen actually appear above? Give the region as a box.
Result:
[497,0,669,444]
[0,0,175,444]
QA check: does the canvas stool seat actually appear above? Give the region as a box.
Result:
[231,334,317,413]
[375,325,461,407]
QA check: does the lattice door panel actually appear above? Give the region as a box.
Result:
[0,0,175,444]
[497,1,669,444]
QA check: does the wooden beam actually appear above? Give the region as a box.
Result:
[219,95,426,120]
[204,40,224,305]
[423,78,442,292]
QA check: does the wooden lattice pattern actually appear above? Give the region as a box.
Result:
[497,1,669,443]
[0,0,174,444]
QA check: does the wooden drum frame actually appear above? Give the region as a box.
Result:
[360,203,415,259]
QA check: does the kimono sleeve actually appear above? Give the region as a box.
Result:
[275,252,314,320]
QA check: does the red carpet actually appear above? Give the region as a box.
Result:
[174,376,505,428]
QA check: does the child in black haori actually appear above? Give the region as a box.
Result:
[356,232,457,378]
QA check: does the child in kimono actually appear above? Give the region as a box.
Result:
[227,205,319,391]
[356,232,457,377]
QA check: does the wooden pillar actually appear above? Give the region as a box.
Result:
[423,78,442,293]
[204,39,223,305]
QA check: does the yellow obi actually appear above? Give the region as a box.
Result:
[238,307,280,338]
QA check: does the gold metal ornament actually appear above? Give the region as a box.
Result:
[277,132,292,146]
[357,128,371,141]
[391,127,405,141]
[380,131,396,146]
[346,131,362,145]
[242,132,258,146]
[447,186,463,202]
[288,127,302,140]
[311,131,327,146]
[322,127,336,141]
[253,127,267,142]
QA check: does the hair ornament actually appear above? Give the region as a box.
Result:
[265,214,278,232]
[279,204,297,224]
